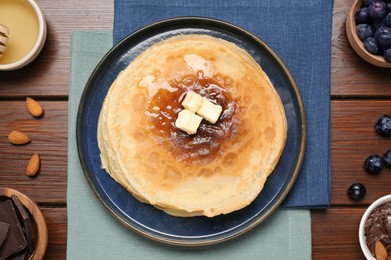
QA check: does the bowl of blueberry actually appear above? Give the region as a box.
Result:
[346,0,391,68]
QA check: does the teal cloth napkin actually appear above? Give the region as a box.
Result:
[67,30,311,259]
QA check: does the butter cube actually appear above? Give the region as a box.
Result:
[197,97,223,124]
[181,91,203,113]
[175,109,203,135]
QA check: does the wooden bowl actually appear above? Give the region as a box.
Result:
[0,187,48,260]
[346,0,391,68]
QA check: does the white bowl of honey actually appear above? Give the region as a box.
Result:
[0,0,46,71]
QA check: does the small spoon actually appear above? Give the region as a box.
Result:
[0,24,10,58]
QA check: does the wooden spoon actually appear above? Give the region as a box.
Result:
[0,24,10,58]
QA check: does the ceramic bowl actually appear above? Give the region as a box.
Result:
[346,0,391,68]
[0,187,48,259]
[359,194,391,259]
[0,0,47,71]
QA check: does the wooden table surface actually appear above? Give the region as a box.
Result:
[0,0,390,259]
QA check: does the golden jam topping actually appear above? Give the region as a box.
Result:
[146,71,242,164]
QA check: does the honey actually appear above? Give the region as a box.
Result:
[146,72,243,164]
[0,0,39,64]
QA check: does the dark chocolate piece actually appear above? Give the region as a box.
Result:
[11,195,35,254]
[0,221,10,248]
[6,248,27,260]
[0,200,27,259]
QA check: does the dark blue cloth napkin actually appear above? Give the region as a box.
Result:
[113,0,333,208]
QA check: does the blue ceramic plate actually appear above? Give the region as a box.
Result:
[77,17,306,246]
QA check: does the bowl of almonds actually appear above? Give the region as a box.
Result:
[359,194,391,260]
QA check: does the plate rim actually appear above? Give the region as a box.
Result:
[76,16,306,246]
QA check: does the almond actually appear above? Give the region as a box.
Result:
[8,130,31,145]
[26,97,43,117]
[26,153,40,177]
[375,240,388,260]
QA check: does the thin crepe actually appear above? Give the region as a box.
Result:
[97,35,287,217]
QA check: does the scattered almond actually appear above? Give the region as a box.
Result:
[8,130,31,145]
[26,153,40,177]
[375,240,388,260]
[26,97,43,117]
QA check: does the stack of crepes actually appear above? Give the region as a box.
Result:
[97,34,287,217]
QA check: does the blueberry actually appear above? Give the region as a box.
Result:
[386,12,391,27]
[384,149,391,167]
[356,24,374,41]
[384,48,391,61]
[376,115,391,136]
[365,154,384,173]
[369,1,387,20]
[356,8,370,24]
[363,0,374,7]
[374,26,391,47]
[348,183,366,201]
[364,37,380,53]
[372,19,387,31]
[387,3,391,11]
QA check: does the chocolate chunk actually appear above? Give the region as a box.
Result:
[0,221,10,248]
[11,195,35,254]
[6,248,27,260]
[0,200,27,259]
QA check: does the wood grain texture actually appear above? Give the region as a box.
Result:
[0,0,113,98]
[40,208,66,260]
[0,101,67,204]
[312,208,366,260]
[331,100,391,206]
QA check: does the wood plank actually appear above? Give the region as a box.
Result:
[41,208,67,259]
[312,208,366,260]
[0,101,67,203]
[331,100,391,205]
[0,0,113,98]
[331,0,391,97]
